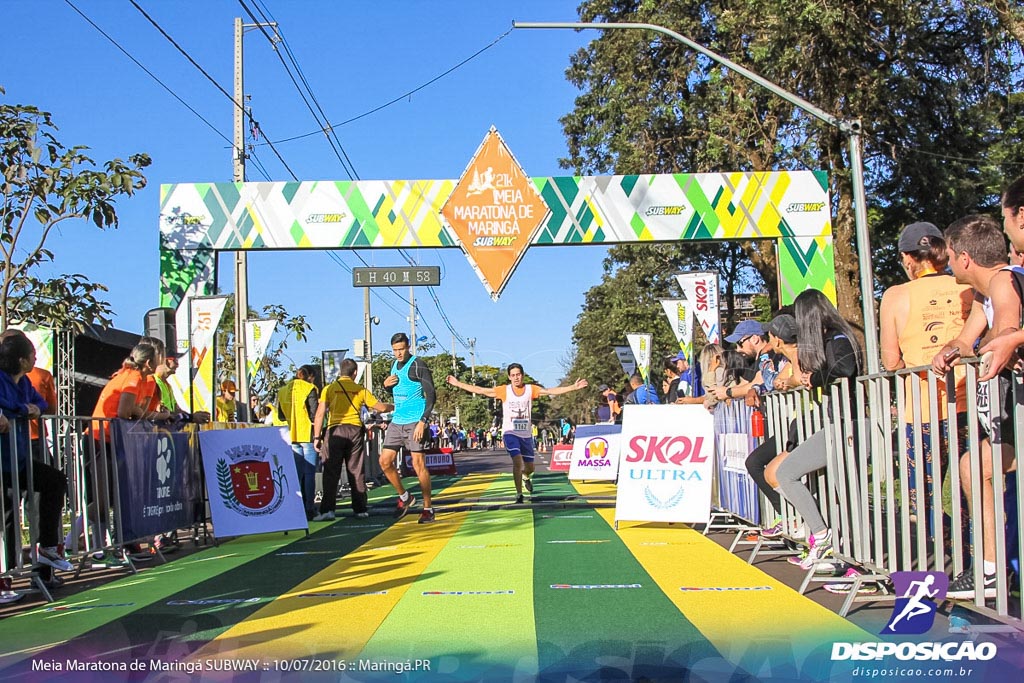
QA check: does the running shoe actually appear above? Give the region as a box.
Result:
[947,570,997,600]
[312,510,335,522]
[797,534,834,570]
[355,512,370,519]
[787,549,810,566]
[760,521,784,539]
[515,494,524,505]
[35,545,73,572]
[823,568,879,595]
[418,509,435,524]
[0,577,23,604]
[524,477,534,493]
[394,494,417,519]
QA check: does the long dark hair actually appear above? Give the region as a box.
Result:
[794,289,862,374]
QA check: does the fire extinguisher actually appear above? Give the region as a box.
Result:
[751,409,765,439]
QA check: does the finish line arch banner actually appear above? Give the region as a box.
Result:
[615,404,714,525]
[569,424,622,481]
[198,426,307,538]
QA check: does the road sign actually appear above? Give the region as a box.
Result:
[352,266,441,287]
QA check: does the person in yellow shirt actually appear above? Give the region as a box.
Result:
[312,359,391,521]
[277,365,320,520]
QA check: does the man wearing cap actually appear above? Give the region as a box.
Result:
[718,319,785,403]
[880,221,972,534]
[669,351,698,398]
[215,379,251,423]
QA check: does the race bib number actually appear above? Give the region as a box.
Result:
[513,419,530,432]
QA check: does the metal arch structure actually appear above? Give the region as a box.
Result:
[158,144,837,414]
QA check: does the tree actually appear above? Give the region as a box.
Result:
[563,1,1023,325]
[215,299,312,400]
[0,91,151,332]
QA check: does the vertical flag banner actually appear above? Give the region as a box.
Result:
[659,298,694,362]
[676,272,721,344]
[198,426,308,538]
[321,349,348,384]
[175,295,230,414]
[615,404,715,525]
[13,324,54,374]
[626,333,653,383]
[612,345,637,379]
[245,318,278,386]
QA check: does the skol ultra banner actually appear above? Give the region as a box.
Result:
[612,345,637,379]
[615,404,715,525]
[171,295,230,415]
[568,424,622,482]
[659,298,694,361]
[676,272,721,344]
[198,425,307,538]
[245,318,278,387]
[626,333,653,383]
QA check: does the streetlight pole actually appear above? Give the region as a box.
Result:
[513,21,879,373]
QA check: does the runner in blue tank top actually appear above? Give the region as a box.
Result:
[380,333,438,523]
[448,363,587,504]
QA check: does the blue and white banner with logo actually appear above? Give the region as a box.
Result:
[569,424,622,482]
[198,426,308,538]
[112,419,197,541]
[614,405,714,525]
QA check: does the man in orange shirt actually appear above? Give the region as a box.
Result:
[448,364,587,503]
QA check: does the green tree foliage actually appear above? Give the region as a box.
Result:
[562,0,1023,324]
[0,90,151,332]
[216,298,312,400]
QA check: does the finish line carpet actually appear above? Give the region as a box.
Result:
[0,472,869,681]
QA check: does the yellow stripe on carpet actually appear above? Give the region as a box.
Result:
[572,481,871,666]
[189,473,499,661]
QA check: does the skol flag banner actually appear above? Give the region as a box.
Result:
[12,324,53,374]
[626,333,653,383]
[568,424,622,482]
[198,425,308,538]
[245,318,278,386]
[612,345,637,378]
[676,272,721,344]
[615,404,715,525]
[659,298,694,362]
[440,127,550,300]
[173,295,230,415]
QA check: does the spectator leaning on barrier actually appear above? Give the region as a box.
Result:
[278,365,321,520]
[764,290,863,571]
[879,221,972,531]
[719,319,787,405]
[0,330,73,602]
[978,175,1024,376]
[624,373,660,405]
[929,214,1024,599]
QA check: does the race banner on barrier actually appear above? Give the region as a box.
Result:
[625,333,653,383]
[659,298,694,362]
[675,272,721,344]
[548,444,573,472]
[612,345,637,379]
[245,318,278,386]
[614,404,715,525]
[569,424,622,482]
[112,419,197,541]
[198,426,308,538]
[403,447,457,475]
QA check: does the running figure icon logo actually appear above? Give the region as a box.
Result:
[883,571,948,635]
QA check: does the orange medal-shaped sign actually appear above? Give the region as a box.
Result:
[441,127,550,300]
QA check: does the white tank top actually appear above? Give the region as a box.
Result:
[982,265,1024,326]
[502,384,534,437]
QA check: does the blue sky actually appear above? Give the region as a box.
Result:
[4,0,604,387]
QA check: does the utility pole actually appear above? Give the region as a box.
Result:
[468,337,476,378]
[409,286,416,354]
[363,287,374,391]
[231,16,278,413]
[232,17,249,414]
[451,334,457,373]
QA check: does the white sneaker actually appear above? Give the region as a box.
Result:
[0,577,23,604]
[355,512,369,519]
[36,545,74,572]
[311,511,335,522]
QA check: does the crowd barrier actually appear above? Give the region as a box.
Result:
[731,359,1022,628]
[2,416,208,602]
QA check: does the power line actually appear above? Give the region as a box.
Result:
[62,0,230,147]
[128,0,298,180]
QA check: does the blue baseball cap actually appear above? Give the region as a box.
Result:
[669,351,687,362]
[724,320,766,343]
